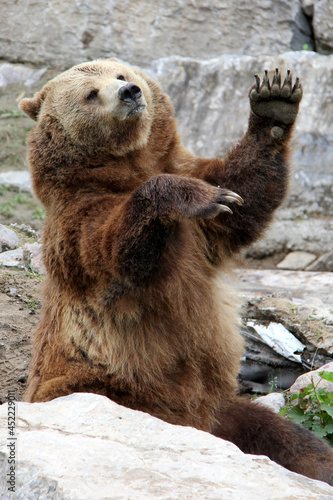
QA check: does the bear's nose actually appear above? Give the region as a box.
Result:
[118,83,142,103]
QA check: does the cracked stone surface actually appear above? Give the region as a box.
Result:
[1,393,333,499]
[0,0,313,68]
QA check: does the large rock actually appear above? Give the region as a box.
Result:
[0,63,46,87]
[0,0,312,69]
[253,393,286,413]
[277,251,317,270]
[236,269,333,307]
[1,393,333,499]
[289,361,333,396]
[237,269,333,357]
[0,248,23,270]
[0,225,19,253]
[22,242,45,275]
[0,172,32,194]
[246,214,333,258]
[310,0,333,54]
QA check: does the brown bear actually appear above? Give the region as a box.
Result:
[19,59,333,485]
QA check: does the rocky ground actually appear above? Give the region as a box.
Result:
[0,268,41,403]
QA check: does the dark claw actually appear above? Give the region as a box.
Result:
[224,193,244,206]
[254,74,260,90]
[219,189,244,206]
[285,69,292,83]
[281,69,292,98]
[249,75,260,102]
[291,77,303,102]
[271,68,281,97]
[217,204,233,215]
[260,70,270,99]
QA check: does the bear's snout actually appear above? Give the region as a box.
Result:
[118,83,142,104]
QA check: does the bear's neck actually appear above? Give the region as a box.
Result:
[28,116,179,207]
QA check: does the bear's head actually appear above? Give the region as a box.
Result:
[19,59,173,158]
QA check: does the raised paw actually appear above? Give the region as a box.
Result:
[249,69,302,127]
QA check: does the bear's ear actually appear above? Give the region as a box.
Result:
[19,88,48,121]
[108,57,118,62]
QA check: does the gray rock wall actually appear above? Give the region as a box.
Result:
[1,0,314,69]
[306,0,333,54]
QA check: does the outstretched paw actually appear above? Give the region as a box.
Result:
[249,69,302,128]
[193,187,243,220]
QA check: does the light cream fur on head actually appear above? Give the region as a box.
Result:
[19,59,153,154]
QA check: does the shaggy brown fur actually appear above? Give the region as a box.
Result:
[20,60,333,485]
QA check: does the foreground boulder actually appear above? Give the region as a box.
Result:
[0,393,333,499]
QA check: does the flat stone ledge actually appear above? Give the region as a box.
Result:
[236,269,333,307]
[0,393,333,499]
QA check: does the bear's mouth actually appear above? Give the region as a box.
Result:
[125,103,147,119]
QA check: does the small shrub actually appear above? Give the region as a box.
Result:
[32,208,45,220]
[0,109,25,119]
[280,371,333,446]
[0,200,14,218]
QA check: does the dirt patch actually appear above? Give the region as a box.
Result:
[0,268,42,403]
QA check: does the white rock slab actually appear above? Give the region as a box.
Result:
[277,251,317,270]
[0,393,332,499]
[0,225,19,252]
[0,63,46,87]
[253,393,286,413]
[0,172,32,194]
[0,248,24,269]
[22,242,45,275]
[236,269,333,307]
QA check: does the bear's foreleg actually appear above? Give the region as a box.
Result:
[190,70,302,255]
[213,397,333,486]
[109,174,242,285]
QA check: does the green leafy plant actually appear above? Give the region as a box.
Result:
[12,193,31,204]
[269,376,278,393]
[32,208,45,220]
[25,299,39,313]
[26,270,43,281]
[289,304,297,315]
[0,200,14,217]
[280,371,333,446]
[0,108,25,119]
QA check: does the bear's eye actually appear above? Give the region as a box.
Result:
[85,89,99,101]
[117,75,126,81]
